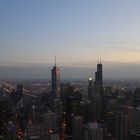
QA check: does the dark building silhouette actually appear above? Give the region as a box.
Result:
[94,60,103,94]
[51,57,60,99]
[72,116,83,140]
[16,84,23,93]
[0,101,12,137]
[88,78,93,100]
[11,84,23,103]
[16,84,23,99]
[116,113,128,140]
[65,90,81,137]
[130,132,140,140]
[93,60,104,121]
[84,100,95,123]
[133,88,140,107]
[83,122,103,140]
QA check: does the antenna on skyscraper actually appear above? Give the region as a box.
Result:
[98,57,102,64]
[100,57,102,64]
[98,57,100,64]
[55,55,56,66]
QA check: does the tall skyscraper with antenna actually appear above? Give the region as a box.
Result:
[94,58,103,94]
[93,59,103,121]
[51,56,60,99]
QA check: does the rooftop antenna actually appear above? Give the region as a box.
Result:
[98,57,100,64]
[55,55,56,66]
[100,57,102,64]
[98,57,102,64]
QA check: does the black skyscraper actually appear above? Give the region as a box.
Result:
[51,57,60,99]
[93,60,104,121]
[65,90,80,137]
[88,78,93,100]
[16,84,23,101]
[94,60,103,94]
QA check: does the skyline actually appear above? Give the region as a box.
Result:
[1,1,140,79]
[0,63,140,80]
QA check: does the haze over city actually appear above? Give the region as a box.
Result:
[1,0,140,79]
[2,1,140,140]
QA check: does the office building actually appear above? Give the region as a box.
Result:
[83,122,103,140]
[72,116,83,140]
[94,60,103,94]
[133,88,140,107]
[116,113,128,140]
[93,61,104,120]
[44,111,58,130]
[51,57,60,99]
[65,92,80,136]
[88,78,93,100]
[15,84,23,101]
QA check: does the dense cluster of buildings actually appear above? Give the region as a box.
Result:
[0,60,140,140]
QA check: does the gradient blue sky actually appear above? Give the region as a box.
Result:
[1,0,140,79]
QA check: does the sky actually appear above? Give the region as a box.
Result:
[1,0,140,79]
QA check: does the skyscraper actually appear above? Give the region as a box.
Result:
[93,60,103,121]
[16,84,23,101]
[65,92,80,137]
[133,88,140,107]
[51,57,60,99]
[94,60,103,94]
[88,78,93,100]
[116,113,128,140]
[72,116,83,140]
[83,122,103,140]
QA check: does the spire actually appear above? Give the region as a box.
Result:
[97,57,102,64]
[100,57,102,64]
[99,57,102,64]
[98,57,100,64]
[55,55,56,66]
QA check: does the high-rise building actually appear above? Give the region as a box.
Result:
[128,106,140,139]
[88,78,93,100]
[133,88,140,107]
[130,131,140,140]
[83,122,103,140]
[92,95,102,121]
[72,116,83,140]
[51,57,60,99]
[65,92,80,137]
[51,99,62,114]
[16,84,23,101]
[44,110,58,130]
[93,60,104,121]
[116,113,128,140]
[94,60,103,94]
[83,100,95,123]
[16,84,23,93]
[45,129,59,140]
